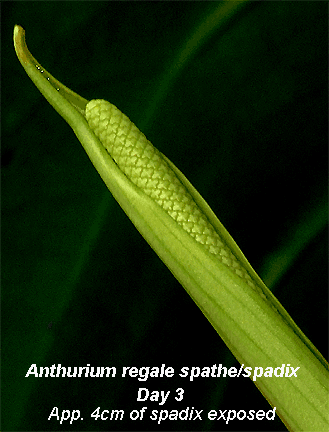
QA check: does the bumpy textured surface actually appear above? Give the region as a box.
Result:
[85,99,255,288]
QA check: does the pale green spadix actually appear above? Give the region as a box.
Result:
[85,99,255,287]
[14,25,328,432]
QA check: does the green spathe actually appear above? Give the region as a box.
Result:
[14,25,329,432]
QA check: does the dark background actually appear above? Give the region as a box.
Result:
[2,2,328,431]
